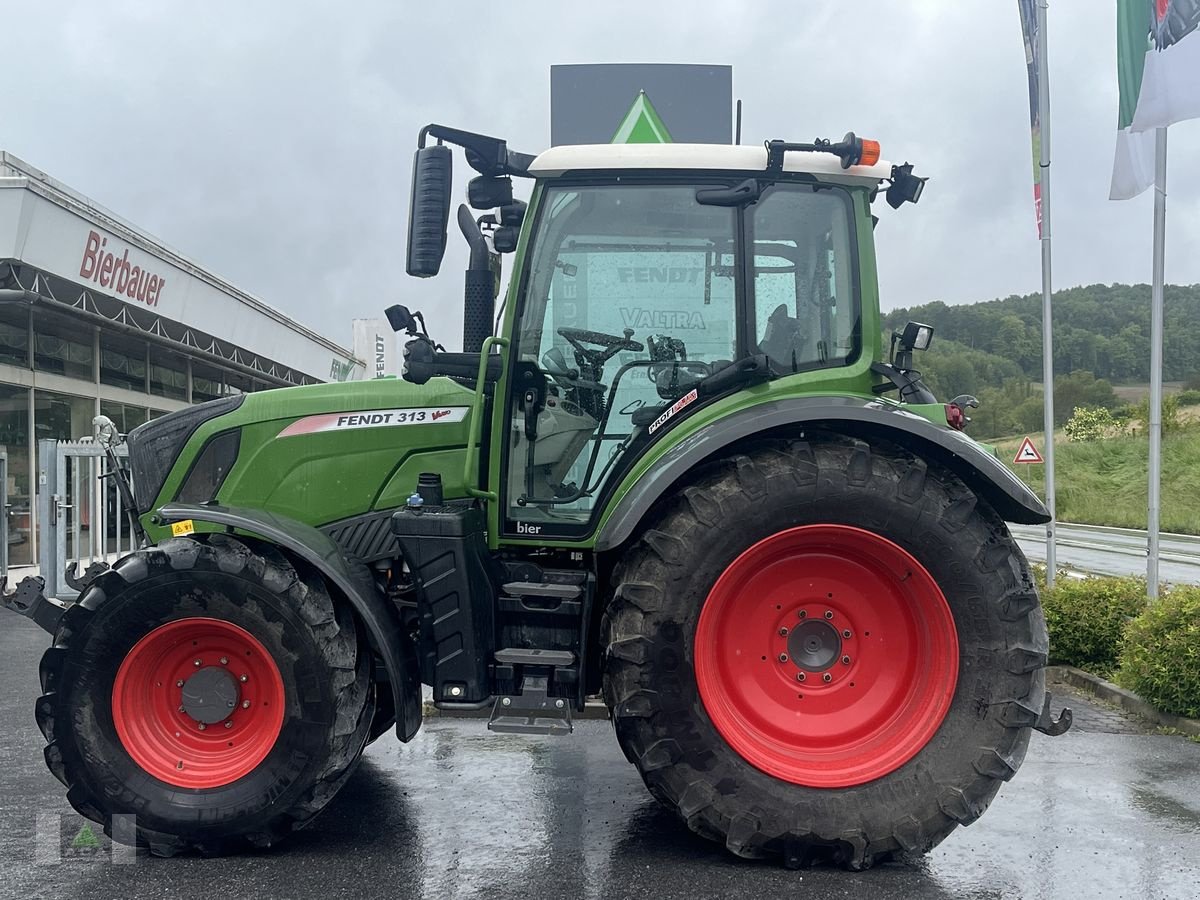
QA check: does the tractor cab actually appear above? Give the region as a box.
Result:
[397,126,926,542]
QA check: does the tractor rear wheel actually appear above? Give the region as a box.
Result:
[37,534,374,855]
[602,436,1048,869]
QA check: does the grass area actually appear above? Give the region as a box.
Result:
[1112,381,1185,403]
[1001,426,1200,534]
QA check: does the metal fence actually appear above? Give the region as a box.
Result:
[37,439,134,600]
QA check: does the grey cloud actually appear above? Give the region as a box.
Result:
[3,0,1197,351]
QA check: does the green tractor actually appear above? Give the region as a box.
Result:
[3,125,1070,868]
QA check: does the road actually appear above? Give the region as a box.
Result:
[2,616,1200,899]
[1011,521,1200,583]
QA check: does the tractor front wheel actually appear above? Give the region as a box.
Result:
[37,534,374,855]
[602,437,1048,869]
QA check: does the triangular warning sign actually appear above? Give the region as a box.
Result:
[611,90,674,144]
[1013,436,1044,464]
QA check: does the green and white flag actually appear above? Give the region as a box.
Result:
[1111,0,1200,199]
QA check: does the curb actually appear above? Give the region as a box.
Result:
[422,698,611,720]
[1046,664,1200,737]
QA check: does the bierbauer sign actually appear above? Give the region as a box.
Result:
[0,151,362,383]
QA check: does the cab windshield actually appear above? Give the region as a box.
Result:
[505,179,860,533]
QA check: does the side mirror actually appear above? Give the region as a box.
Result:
[406,145,453,277]
[468,176,513,209]
[385,304,417,334]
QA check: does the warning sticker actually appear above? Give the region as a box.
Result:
[1012,436,1044,464]
[170,519,195,536]
[279,406,469,437]
[648,388,699,435]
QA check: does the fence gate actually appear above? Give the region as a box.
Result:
[38,439,133,600]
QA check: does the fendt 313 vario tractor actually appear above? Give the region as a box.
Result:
[3,125,1071,868]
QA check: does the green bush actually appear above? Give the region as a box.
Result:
[1118,586,1200,718]
[1132,394,1181,433]
[1064,406,1119,442]
[1041,576,1147,676]
[1176,389,1200,407]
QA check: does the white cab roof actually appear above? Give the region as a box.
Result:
[528,143,893,183]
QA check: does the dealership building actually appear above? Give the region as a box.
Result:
[0,152,363,566]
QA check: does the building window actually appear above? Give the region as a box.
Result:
[192,361,225,403]
[0,385,32,566]
[0,303,29,368]
[100,332,147,393]
[223,370,255,395]
[34,390,95,443]
[99,401,149,435]
[149,347,187,401]
[33,310,94,381]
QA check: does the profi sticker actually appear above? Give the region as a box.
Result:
[171,520,195,537]
[648,388,699,435]
[278,406,469,437]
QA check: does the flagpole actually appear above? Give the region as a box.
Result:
[1036,0,1056,585]
[1148,126,1167,599]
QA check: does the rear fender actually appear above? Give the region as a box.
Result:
[595,396,1049,552]
[159,502,421,741]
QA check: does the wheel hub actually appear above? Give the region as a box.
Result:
[787,620,842,672]
[181,667,240,725]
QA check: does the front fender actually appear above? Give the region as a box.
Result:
[595,396,1049,552]
[159,502,421,741]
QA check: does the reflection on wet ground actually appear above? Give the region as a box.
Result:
[2,616,1198,899]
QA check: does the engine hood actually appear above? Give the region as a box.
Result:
[137,377,480,531]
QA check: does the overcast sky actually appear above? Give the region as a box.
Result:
[4,0,1199,352]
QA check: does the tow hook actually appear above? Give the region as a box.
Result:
[1032,691,1073,736]
[0,576,67,635]
[65,560,111,593]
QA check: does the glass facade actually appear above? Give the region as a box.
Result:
[0,385,31,566]
[100,330,148,393]
[99,401,149,434]
[33,311,94,381]
[149,346,187,401]
[0,304,29,367]
[0,303,293,569]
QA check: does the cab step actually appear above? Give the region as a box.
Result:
[488,674,573,735]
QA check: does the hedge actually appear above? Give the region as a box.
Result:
[1039,574,1147,677]
[1119,585,1200,719]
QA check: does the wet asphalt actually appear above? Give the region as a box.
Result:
[2,615,1199,900]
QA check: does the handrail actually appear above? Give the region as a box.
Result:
[463,335,508,501]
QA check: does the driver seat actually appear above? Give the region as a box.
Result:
[759,304,801,370]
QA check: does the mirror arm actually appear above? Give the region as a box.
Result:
[418,124,534,177]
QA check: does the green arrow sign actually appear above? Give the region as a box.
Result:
[611,91,674,144]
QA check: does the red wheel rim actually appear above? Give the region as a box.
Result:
[112,617,285,789]
[695,525,958,788]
